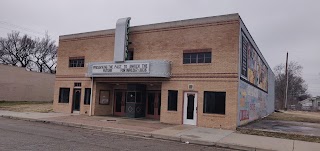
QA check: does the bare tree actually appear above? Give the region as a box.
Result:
[274,61,311,109]
[32,33,57,73]
[0,31,57,73]
[0,32,35,68]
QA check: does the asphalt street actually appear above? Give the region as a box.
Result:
[0,117,239,151]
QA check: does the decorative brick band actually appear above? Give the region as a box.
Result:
[56,72,238,77]
[60,20,239,42]
[171,75,238,79]
[131,20,239,35]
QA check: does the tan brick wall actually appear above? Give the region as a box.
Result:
[54,15,240,130]
[130,23,239,75]
[161,79,238,130]
[56,36,114,76]
[56,21,240,77]
[92,82,113,116]
[0,64,55,102]
[53,79,91,114]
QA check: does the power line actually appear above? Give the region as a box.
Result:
[0,26,14,31]
[0,20,59,38]
[0,21,46,36]
[0,25,45,38]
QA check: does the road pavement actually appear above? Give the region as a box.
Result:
[0,117,238,151]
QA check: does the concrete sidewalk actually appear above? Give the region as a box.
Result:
[0,110,319,151]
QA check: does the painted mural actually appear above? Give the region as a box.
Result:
[241,34,268,92]
[239,80,268,125]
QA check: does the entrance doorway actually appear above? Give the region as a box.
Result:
[72,89,81,113]
[114,90,126,116]
[183,92,197,125]
[146,91,161,120]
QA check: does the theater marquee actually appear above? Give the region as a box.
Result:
[87,60,171,78]
[92,63,150,74]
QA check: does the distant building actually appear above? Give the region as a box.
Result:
[0,64,55,102]
[53,14,275,130]
[299,96,320,111]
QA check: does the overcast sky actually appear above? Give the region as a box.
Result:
[1,0,319,96]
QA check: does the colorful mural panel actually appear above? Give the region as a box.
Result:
[241,33,268,92]
[239,81,268,125]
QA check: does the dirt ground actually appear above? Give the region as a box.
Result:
[0,101,53,113]
[265,111,320,124]
[237,128,320,143]
[238,111,320,143]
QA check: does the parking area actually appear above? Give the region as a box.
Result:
[243,119,320,137]
[238,111,320,143]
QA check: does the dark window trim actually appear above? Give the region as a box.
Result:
[168,90,178,111]
[84,88,91,105]
[69,56,85,68]
[183,52,212,64]
[203,91,226,115]
[58,88,70,103]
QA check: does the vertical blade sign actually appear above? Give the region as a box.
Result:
[114,17,131,62]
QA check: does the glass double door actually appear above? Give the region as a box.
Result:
[114,90,161,119]
[146,91,161,120]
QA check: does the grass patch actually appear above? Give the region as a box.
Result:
[0,101,53,113]
[0,101,51,107]
[265,112,320,124]
[37,108,54,113]
[237,128,320,143]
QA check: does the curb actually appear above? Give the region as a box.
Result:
[151,133,181,142]
[1,115,267,151]
[180,137,215,146]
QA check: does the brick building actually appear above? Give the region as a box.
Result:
[53,14,275,130]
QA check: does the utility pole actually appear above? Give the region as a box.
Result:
[284,52,289,110]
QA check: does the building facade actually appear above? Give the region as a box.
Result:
[0,64,55,102]
[299,96,320,111]
[53,14,275,130]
